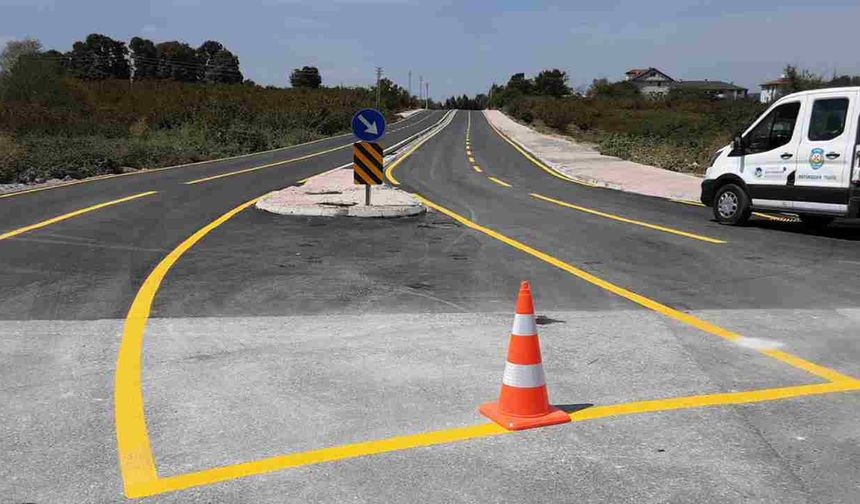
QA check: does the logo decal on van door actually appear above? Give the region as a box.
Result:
[809,148,825,170]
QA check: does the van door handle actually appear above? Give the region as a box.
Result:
[780,153,793,159]
[826,152,841,159]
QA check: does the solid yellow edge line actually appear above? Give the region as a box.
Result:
[128,380,860,498]
[571,381,860,422]
[385,111,456,185]
[414,194,859,384]
[531,192,726,244]
[484,115,596,187]
[0,191,157,241]
[488,176,512,188]
[184,143,351,185]
[115,195,262,496]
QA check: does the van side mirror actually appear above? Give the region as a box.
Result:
[732,135,745,155]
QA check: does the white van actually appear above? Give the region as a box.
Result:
[701,87,860,226]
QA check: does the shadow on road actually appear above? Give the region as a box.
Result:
[745,219,860,241]
[556,403,594,414]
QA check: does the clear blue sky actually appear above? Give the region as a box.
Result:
[2,0,859,99]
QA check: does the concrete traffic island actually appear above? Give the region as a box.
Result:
[256,167,426,218]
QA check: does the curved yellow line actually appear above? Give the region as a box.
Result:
[483,114,598,187]
[114,195,261,496]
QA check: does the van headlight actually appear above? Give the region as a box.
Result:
[708,148,724,168]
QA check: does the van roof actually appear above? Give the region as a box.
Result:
[779,86,860,101]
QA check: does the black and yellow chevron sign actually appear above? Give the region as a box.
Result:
[353,141,384,185]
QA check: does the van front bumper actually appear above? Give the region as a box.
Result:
[700,179,716,206]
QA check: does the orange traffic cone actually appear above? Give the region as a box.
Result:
[479,281,571,430]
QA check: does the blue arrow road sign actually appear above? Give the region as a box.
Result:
[352,108,386,142]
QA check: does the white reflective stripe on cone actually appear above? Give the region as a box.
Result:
[502,362,546,388]
[511,313,537,336]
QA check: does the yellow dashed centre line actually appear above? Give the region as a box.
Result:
[0,191,158,241]
[531,193,726,244]
[488,176,512,188]
[473,165,483,173]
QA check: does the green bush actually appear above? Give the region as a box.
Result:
[0,135,22,183]
[0,78,383,183]
[504,94,766,174]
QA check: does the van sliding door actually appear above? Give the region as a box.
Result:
[794,92,854,213]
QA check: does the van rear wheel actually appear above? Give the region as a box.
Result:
[713,183,751,225]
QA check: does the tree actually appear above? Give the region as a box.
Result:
[588,78,641,99]
[130,37,158,80]
[290,66,321,88]
[155,41,199,82]
[783,64,823,93]
[197,41,242,84]
[825,74,860,88]
[68,33,130,80]
[533,69,571,97]
[506,73,533,94]
[0,51,73,107]
[0,38,42,75]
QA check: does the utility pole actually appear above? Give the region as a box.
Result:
[425,82,429,109]
[419,75,424,106]
[408,70,412,98]
[375,66,383,110]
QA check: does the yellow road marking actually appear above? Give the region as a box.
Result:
[115,114,859,497]
[115,195,262,496]
[386,110,457,185]
[670,198,796,222]
[488,176,512,188]
[532,193,726,244]
[128,380,860,498]
[753,212,797,222]
[0,114,434,200]
[184,143,350,185]
[415,194,858,385]
[468,156,476,163]
[0,191,157,241]
[485,117,597,187]
[670,198,706,207]
[572,381,859,421]
[473,165,483,173]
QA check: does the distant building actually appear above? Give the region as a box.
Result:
[673,80,748,100]
[624,67,675,97]
[624,67,747,99]
[760,76,789,103]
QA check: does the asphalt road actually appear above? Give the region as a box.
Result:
[0,109,443,320]
[2,109,859,503]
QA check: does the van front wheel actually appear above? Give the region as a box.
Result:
[713,184,751,225]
